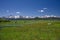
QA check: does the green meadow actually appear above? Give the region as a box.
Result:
[0,20,60,40]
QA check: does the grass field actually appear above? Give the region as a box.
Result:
[0,20,60,40]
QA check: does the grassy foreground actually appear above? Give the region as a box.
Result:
[0,20,60,40]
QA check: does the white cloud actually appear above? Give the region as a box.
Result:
[37,8,47,13]
[40,10,44,12]
[16,12,20,14]
[38,10,44,13]
[43,8,47,10]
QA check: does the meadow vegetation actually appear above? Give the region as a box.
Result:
[0,19,60,40]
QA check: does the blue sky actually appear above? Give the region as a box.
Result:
[0,0,60,17]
